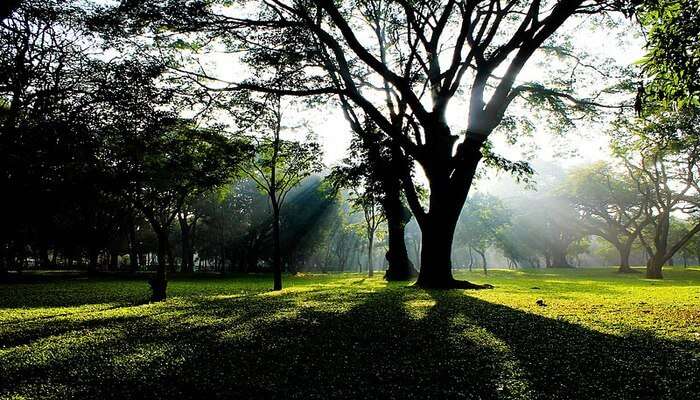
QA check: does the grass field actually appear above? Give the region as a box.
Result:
[1,268,699,399]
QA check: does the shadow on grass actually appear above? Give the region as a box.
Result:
[1,286,698,400]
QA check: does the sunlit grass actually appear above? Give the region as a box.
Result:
[1,268,699,399]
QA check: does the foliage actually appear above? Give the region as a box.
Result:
[638,0,700,111]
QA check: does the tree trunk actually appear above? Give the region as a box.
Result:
[382,197,417,281]
[381,149,417,281]
[646,256,664,279]
[128,222,139,273]
[416,208,456,288]
[474,248,487,275]
[272,202,282,291]
[87,246,98,276]
[367,228,374,278]
[413,147,490,289]
[150,229,169,301]
[178,215,194,274]
[548,246,571,268]
[468,247,473,272]
[617,242,634,273]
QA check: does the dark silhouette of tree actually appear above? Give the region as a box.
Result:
[104,0,641,288]
[111,117,247,300]
[239,95,323,290]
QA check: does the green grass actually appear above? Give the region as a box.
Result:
[1,267,699,399]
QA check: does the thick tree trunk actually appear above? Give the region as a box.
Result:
[413,135,491,290]
[416,211,489,289]
[548,246,571,268]
[382,197,417,281]
[646,256,664,279]
[381,149,417,281]
[617,242,634,273]
[150,230,169,302]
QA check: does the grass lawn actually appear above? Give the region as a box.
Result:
[1,267,699,399]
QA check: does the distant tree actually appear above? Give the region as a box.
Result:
[618,114,700,279]
[561,161,649,272]
[240,95,323,290]
[455,194,511,274]
[112,118,245,300]
[328,127,391,278]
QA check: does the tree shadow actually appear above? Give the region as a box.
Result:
[1,285,698,399]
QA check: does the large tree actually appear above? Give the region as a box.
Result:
[106,0,637,288]
[562,161,649,272]
[617,112,700,279]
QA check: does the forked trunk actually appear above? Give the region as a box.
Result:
[413,135,490,290]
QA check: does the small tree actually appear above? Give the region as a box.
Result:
[240,96,323,290]
[455,194,511,275]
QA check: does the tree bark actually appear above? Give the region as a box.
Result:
[412,137,491,290]
[646,256,664,279]
[178,215,194,274]
[128,222,139,273]
[271,202,282,291]
[382,144,418,281]
[548,246,571,268]
[617,242,635,273]
[150,229,169,301]
[474,248,487,275]
[367,227,374,278]
[382,195,417,281]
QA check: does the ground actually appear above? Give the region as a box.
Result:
[1,268,699,400]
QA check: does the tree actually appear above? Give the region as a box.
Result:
[240,95,323,290]
[112,117,245,300]
[109,0,638,288]
[638,0,700,112]
[618,113,700,279]
[562,161,649,272]
[328,125,391,278]
[454,194,510,274]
